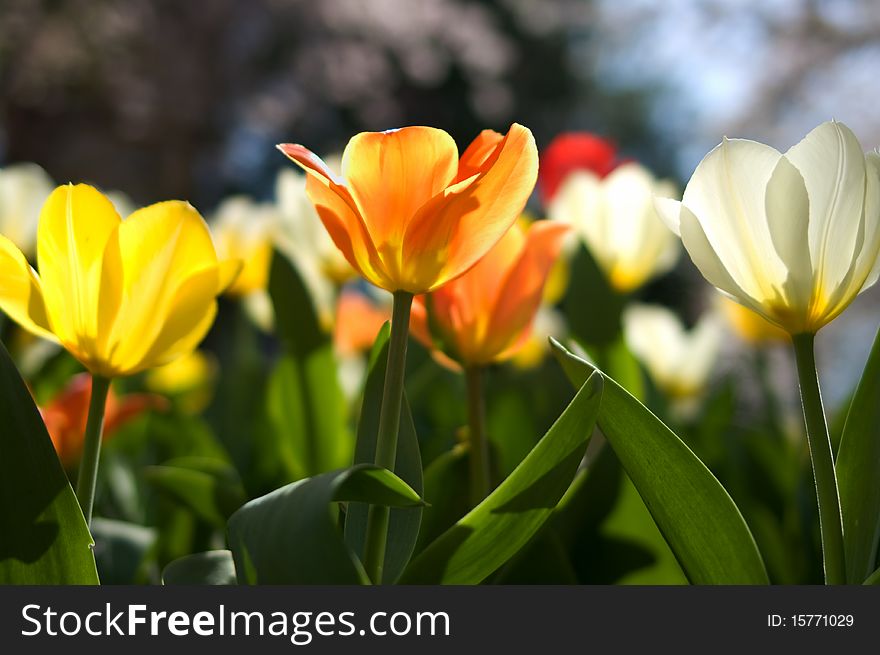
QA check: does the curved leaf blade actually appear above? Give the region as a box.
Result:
[0,342,99,584]
[163,550,237,585]
[345,323,423,583]
[551,338,768,584]
[227,464,422,584]
[267,251,351,479]
[401,370,603,584]
[837,324,880,583]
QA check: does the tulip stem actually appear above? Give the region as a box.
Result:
[362,290,413,584]
[75,375,112,527]
[465,366,490,506]
[792,333,846,585]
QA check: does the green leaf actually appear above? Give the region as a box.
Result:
[400,370,603,584]
[144,457,246,528]
[551,338,768,584]
[414,445,470,553]
[228,464,423,584]
[0,341,99,584]
[267,252,351,479]
[91,518,156,584]
[344,323,423,583]
[563,244,625,348]
[163,550,237,585]
[837,324,880,583]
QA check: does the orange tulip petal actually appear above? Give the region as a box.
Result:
[278,144,390,289]
[455,129,504,182]
[483,221,570,360]
[341,127,459,248]
[402,123,538,292]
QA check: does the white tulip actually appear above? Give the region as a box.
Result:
[548,162,679,292]
[0,163,54,258]
[655,120,880,335]
[623,303,722,400]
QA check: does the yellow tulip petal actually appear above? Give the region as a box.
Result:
[36,184,122,354]
[342,127,458,247]
[104,201,218,374]
[133,267,220,372]
[0,234,54,340]
[217,258,245,294]
[403,123,538,292]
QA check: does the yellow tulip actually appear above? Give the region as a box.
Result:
[548,162,679,293]
[211,196,276,296]
[277,123,538,294]
[0,184,239,377]
[655,120,880,335]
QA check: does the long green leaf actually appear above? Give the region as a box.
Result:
[344,323,423,583]
[227,464,423,584]
[551,338,768,584]
[400,369,602,584]
[267,252,351,480]
[0,342,99,584]
[163,550,237,585]
[837,323,880,583]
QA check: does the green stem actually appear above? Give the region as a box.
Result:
[791,333,846,585]
[465,366,490,506]
[75,374,112,526]
[362,291,413,584]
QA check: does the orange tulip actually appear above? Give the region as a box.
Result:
[40,373,168,469]
[411,220,570,367]
[333,290,391,356]
[277,124,538,294]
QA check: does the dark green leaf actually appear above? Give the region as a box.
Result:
[551,338,768,584]
[0,341,99,584]
[267,252,351,479]
[163,550,236,585]
[401,370,602,584]
[144,457,246,527]
[91,518,156,584]
[345,323,423,583]
[837,323,880,583]
[563,244,625,348]
[228,464,423,584]
[414,445,470,553]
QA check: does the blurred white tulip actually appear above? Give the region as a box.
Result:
[0,162,54,258]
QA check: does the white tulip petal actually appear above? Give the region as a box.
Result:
[856,151,880,290]
[765,155,812,310]
[653,197,682,236]
[682,137,787,301]
[786,121,867,294]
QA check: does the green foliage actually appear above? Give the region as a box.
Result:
[837,324,880,583]
[0,342,99,584]
[551,338,768,584]
[344,323,423,583]
[228,464,423,584]
[401,370,602,584]
[163,550,237,585]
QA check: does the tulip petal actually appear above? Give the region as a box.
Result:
[36,184,122,356]
[765,156,812,312]
[342,127,458,248]
[786,121,867,294]
[483,222,570,362]
[0,234,54,340]
[455,129,504,182]
[403,123,538,292]
[682,138,787,303]
[278,144,390,289]
[103,201,219,375]
[859,152,880,290]
[653,197,683,236]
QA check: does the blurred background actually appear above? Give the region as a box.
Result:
[3,0,879,402]
[2,0,880,584]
